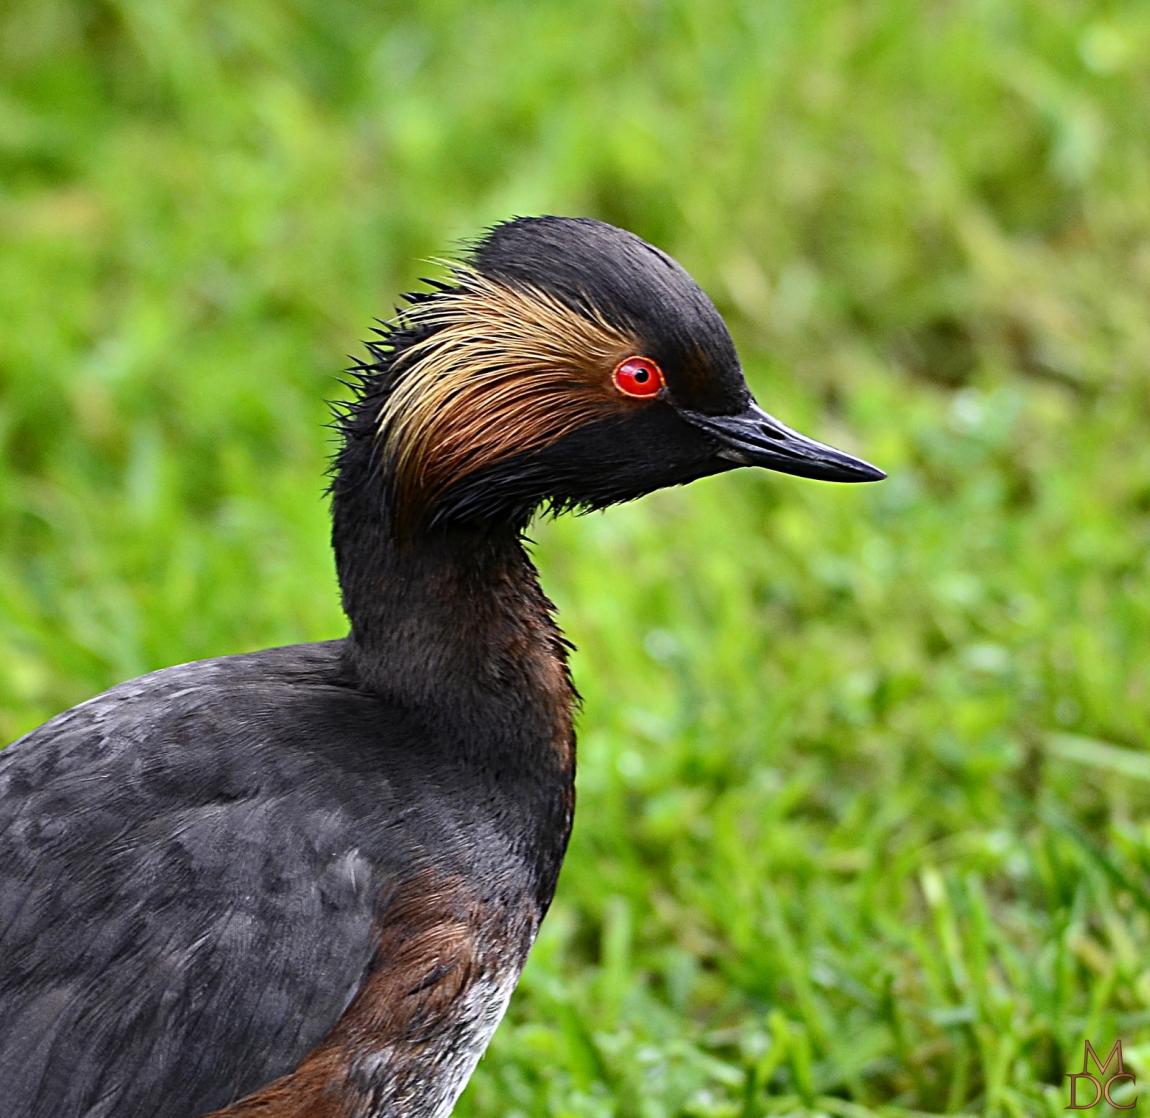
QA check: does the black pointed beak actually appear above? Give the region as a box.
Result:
[682,400,886,483]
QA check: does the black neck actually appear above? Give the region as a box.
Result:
[329,433,574,740]
[332,466,576,912]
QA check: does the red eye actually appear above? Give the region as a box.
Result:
[612,356,665,398]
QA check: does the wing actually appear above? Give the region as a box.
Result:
[0,644,413,1118]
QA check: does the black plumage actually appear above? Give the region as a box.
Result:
[0,216,882,1118]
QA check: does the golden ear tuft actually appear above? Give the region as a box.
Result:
[377,268,641,521]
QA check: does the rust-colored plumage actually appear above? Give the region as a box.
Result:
[378,267,641,519]
[206,873,536,1118]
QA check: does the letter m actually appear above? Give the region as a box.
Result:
[1083,1040,1125,1078]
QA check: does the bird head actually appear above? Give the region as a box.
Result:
[339,216,883,533]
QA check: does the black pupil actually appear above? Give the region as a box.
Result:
[634,368,649,383]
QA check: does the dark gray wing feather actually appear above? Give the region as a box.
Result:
[0,644,405,1118]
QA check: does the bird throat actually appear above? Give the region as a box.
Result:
[331,471,576,757]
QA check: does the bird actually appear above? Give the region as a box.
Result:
[0,216,883,1118]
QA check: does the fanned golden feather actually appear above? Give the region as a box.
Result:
[378,268,642,517]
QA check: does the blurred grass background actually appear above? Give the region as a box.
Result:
[3,1,1150,1115]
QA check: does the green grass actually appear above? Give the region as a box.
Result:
[3,2,1150,1114]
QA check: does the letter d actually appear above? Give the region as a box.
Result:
[1066,1073,1102,1110]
